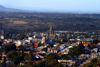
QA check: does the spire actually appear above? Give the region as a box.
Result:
[1,29,4,36]
[49,24,54,34]
[47,24,55,39]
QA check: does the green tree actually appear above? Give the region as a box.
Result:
[46,53,58,64]
[54,63,63,67]
[48,44,54,48]
[42,48,47,52]
[36,61,45,67]
[91,58,97,63]
[89,45,95,49]
[6,51,24,65]
[18,45,24,50]
[19,33,27,39]
[0,41,2,46]
[7,51,18,61]
[93,39,98,44]
[5,44,16,53]
[47,59,58,67]
[69,43,85,57]
[59,54,69,59]
[24,54,34,63]
[83,62,94,67]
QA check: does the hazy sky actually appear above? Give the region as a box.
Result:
[0,0,100,13]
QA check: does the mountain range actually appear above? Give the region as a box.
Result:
[0,5,27,12]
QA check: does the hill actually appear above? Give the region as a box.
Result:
[0,5,26,12]
[0,5,5,9]
[0,12,100,33]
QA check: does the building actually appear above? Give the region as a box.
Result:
[41,36,46,44]
[58,59,75,66]
[46,24,55,39]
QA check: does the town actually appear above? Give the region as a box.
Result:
[0,24,100,67]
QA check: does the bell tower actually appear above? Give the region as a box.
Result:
[48,24,55,39]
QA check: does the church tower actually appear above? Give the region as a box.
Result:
[49,24,54,35]
[47,24,55,39]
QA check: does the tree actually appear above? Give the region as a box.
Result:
[0,41,2,46]
[47,59,58,67]
[59,54,69,59]
[18,45,24,50]
[89,45,95,49]
[13,56,20,64]
[93,39,98,44]
[91,58,97,63]
[6,51,24,65]
[7,51,18,61]
[42,48,47,52]
[19,33,27,39]
[83,58,100,67]
[36,61,45,67]
[48,44,54,48]
[69,43,85,57]
[83,62,94,67]
[5,44,16,53]
[24,54,34,63]
[54,63,63,67]
[56,39,61,43]
[46,53,58,64]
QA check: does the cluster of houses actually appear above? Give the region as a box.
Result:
[0,26,100,67]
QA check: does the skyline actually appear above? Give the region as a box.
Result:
[0,0,100,13]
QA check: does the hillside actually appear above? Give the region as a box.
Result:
[0,5,5,9]
[0,12,100,33]
[0,5,25,12]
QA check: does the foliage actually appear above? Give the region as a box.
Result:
[24,53,34,62]
[42,48,47,52]
[48,44,54,48]
[59,54,69,59]
[36,61,45,67]
[0,48,3,55]
[0,41,3,46]
[7,51,18,61]
[7,51,24,64]
[89,45,95,49]
[83,58,100,67]
[47,59,58,67]
[46,53,58,64]
[91,58,97,63]
[54,63,63,67]
[4,44,16,53]
[83,62,94,67]
[69,43,85,57]
[18,45,24,50]
[93,39,98,44]
[18,33,27,39]
[56,39,61,43]
[1,12,100,33]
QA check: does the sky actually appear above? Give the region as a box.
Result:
[0,0,100,13]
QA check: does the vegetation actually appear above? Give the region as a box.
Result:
[69,43,85,57]
[0,12,100,33]
[83,58,100,67]
[4,44,16,53]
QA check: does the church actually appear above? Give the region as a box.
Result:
[46,24,55,39]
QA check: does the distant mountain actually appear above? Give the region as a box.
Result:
[0,5,27,12]
[0,5,5,9]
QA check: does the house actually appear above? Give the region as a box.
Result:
[51,48,60,53]
[58,59,75,66]
[34,43,39,48]
[83,43,88,46]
